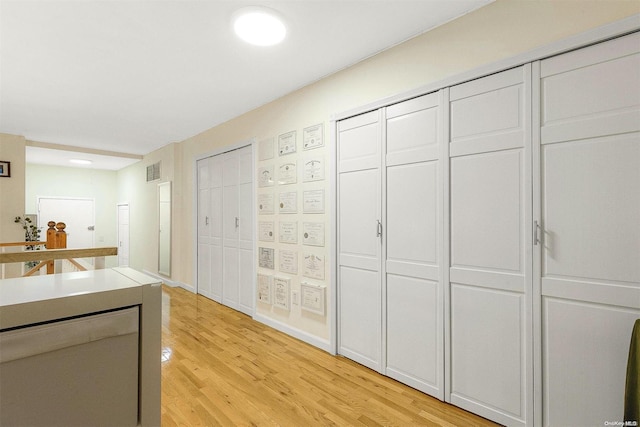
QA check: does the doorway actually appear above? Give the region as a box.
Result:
[37,197,95,249]
[117,203,130,267]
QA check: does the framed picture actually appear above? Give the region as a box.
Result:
[273,276,291,311]
[301,282,326,315]
[0,161,10,177]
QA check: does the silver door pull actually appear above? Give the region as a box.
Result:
[235,217,239,228]
[376,220,382,238]
[205,216,209,225]
[534,220,542,246]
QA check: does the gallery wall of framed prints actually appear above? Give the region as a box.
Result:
[256,122,329,336]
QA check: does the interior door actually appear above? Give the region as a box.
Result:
[197,158,212,298]
[38,197,95,249]
[384,92,444,398]
[237,146,254,316]
[222,149,241,311]
[117,203,130,267]
[537,32,640,427]
[337,110,383,372]
[209,155,224,302]
[448,65,532,427]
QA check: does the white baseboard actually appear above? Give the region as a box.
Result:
[141,270,193,292]
[253,313,333,354]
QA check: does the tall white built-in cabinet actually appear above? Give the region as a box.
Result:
[197,145,254,316]
[337,32,639,427]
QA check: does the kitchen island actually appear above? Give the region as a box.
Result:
[0,267,161,426]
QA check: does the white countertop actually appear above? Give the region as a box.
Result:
[0,268,161,330]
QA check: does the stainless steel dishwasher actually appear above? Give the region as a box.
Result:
[0,306,139,427]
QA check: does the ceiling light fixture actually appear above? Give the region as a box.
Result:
[232,7,286,46]
[69,159,92,165]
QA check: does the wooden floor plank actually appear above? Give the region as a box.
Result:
[161,285,500,426]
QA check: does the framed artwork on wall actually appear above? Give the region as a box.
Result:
[0,161,10,177]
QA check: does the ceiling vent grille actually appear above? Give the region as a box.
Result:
[146,162,161,182]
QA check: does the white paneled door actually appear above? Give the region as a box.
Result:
[197,145,254,316]
[448,65,532,427]
[384,93,444,398]
[536,32,640,427]
[337,110,383,372]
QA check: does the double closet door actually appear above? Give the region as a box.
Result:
[197,145,254,316]
[337,31,639,427]
[337,92,445,399]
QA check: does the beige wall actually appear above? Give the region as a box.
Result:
[0,133,27,277]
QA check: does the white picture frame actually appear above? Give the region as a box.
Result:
[257,274,273,304]
[303,123,324,150]
[273,276,291,310]
[301,282,326,315]
[278,131,297,156]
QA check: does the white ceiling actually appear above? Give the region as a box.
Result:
[1,0,492,169]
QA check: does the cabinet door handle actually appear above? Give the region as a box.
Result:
[235,217,239,228]
[376,220,382,238]
[534,220,542,246]
[205,216,209,225]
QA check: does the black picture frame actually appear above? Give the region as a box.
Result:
[0,161,10,178]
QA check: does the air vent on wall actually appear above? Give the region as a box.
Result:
[146,162,160,182]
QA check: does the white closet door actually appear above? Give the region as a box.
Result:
[197,158,212,298]
[448,65,532,427]
[537,33,640,427]
[338,110,383,371]
[197,145,254,314]
[209,155,224,302]
[222,150,240,310]
[237,146,254,316]
[384,92,444,398]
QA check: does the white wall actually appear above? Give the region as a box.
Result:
[25,163,119,267]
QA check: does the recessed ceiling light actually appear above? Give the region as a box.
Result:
[70,159,92,165]
[232,7,286,46]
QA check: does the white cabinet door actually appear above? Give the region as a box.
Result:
[537,32,640,427]
[448,65,532,427]
[337,110,383,371]
[384,92,444,398]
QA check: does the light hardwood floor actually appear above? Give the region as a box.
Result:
[161,285,500,426]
